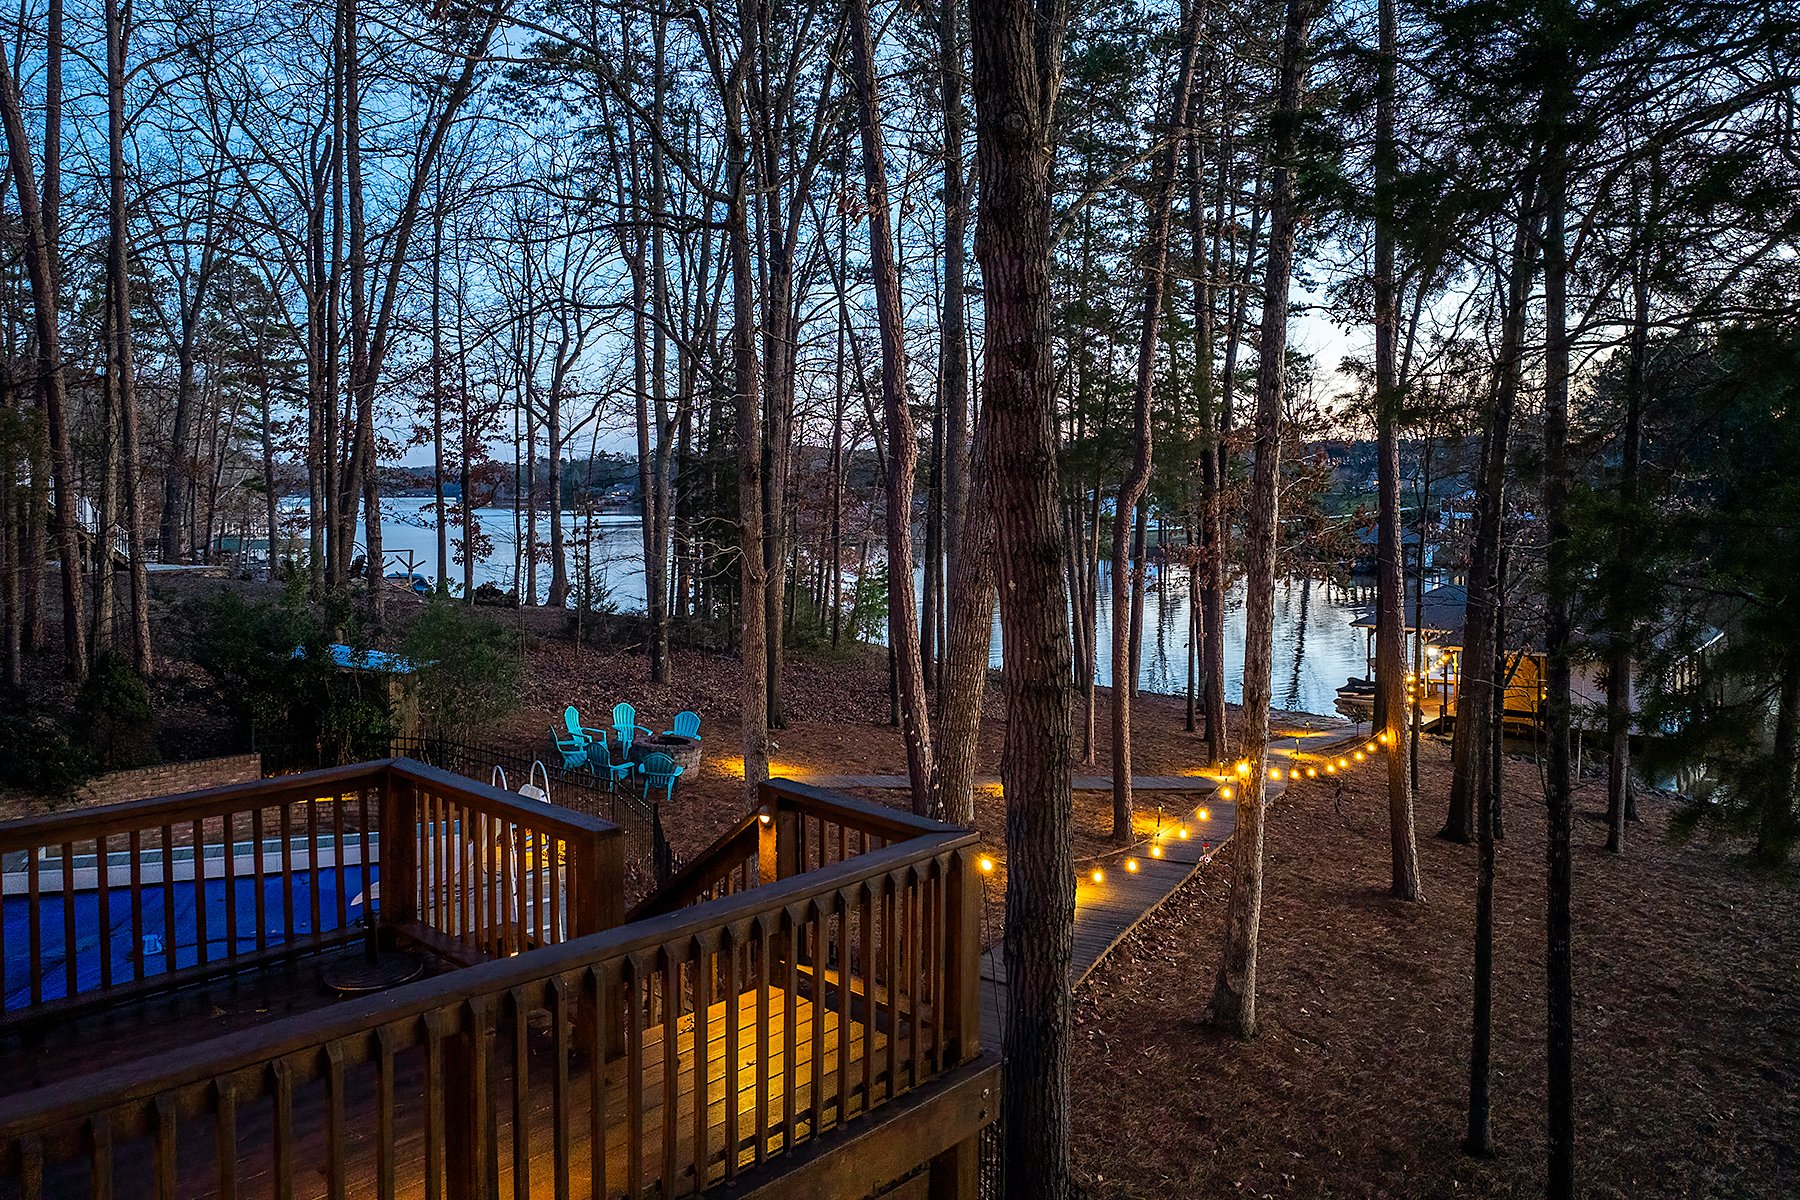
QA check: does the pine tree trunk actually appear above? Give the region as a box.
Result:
[1208,0,1318,1040]
[970,1,1076,1192]
[935,416,996,826]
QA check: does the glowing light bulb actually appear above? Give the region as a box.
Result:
[1151,844,1164,858]
[1090,868,1105,884]
[1306,768,1317,778]
[1178,827,1190,840]
[1220,786,1233,800]
[1365,742,1377,753]
[1268,767,1282,781]
[1338,758,1349,768]
[1199,808,1210,821]
[1235,761,1251,778]
[1354,751,1365,762]
[1290,768,1302,780]
[1125,858,1140,873]
[979,856,995,874]
[1325,764,1336,774]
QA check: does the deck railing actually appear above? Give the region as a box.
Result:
[0,760,622,1025]
[0,813,983,1198]
[630,778,952,921]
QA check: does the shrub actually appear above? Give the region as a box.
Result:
[402,595,522,743]
[74,652,160,772]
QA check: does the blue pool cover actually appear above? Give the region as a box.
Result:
[3,865,377,1013]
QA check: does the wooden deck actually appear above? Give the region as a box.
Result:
[9,974,892,1200]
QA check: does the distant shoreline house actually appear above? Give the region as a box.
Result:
[1339,584,1722,736]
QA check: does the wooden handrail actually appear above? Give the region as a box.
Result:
[760,778,957,839]
[625,812,761,921]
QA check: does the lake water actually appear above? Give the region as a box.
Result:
[293,500,1375,717]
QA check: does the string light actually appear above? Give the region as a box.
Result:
[1125,858,1140,873]
[1220,786,1233,800]
[979,856,996,874]
[1178,826,1190,840]
[1090,868,1105,884]
[1198,808,1210,821]
[1354,751,1365,762]
[1268,767,1282,781]
[1306,767,1317,778]
[1364,742,1377,753]
[1150,844,1164,858]
[1235,761,1251,778]
[1325,764,1336,774]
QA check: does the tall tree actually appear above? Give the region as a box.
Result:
[1109,0,1207,842]
[0,47,86,680]
[1373,0,1419,898]
[970,0,1075,1194]
[1208,0,1320,1039]
[847,0,935,814]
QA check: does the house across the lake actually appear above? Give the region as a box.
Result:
[1338,583,1721,736]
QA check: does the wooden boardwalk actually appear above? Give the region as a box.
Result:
[811,774,1216,792]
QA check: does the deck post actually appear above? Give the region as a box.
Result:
[940,847,982,1067]
[927,1134,980,1200]
[757,782,800,883]
[377,766,419,938]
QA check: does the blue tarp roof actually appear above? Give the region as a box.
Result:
[292,643,423,673]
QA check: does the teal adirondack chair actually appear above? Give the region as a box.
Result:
[637,751,684,806]
[612,702,650,754]
[588,730,634,792]
[665,710,701,741]
[551,721,591,774]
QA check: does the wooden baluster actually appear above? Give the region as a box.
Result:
[425,1011,449,1200]
[96,831,113,993]
[358,790,372,934]
[837,821,847,867]
[907,870,923,1090]
[691,937,711,1189]
[271,1059,295,1200]
[221,815,238,963]
[60,841,77,999]
[885,876,899,1102]
[510,988,531,1200]
[90,1111,114,1200]
[783,910,799,1148]
[586,965,609,1200]
[251,810,267,954]
[160,824,176,975]
[942,849,982,1069]
[548,834,563,944]
[325,1043,348,1200]
[624,956,646,1199]
[723,928,741,1183]
[660,949,680,1191]
[213,1080,236,1200]
[333,794,349,934]
[154,1093,179,1200]
[753,921,771,1166]
[191,820,207,966]
[279,804,295,942]
[128,830,144,984]
[376,1026,399,1200]
[857,881,875,1112]
[16,1135,41,1200]
[306,798,321,935]
[549,975,573,1200]
[835,888,853,1123]
[809,905,825,1139]
[446,995,499,1200]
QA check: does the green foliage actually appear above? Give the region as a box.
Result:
[401,595,522,742]
[847,566,890,645]
[1634,324,1800,866]
[0,711,92,803]
[74,652,160,772]
[187,580,394,762]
